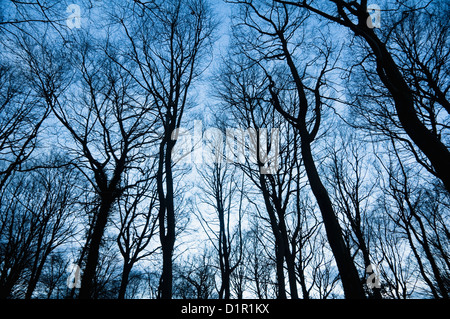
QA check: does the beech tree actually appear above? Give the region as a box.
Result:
[110,0,216,298]
[194,134,244,299]
[324,131,382,298]
[216,58,303,298]
[115,169,159,299]
[0,0,448,301]
[228,0,366,298]
[273,0,450,193]
[0,156,78,298]
[377,139,449,298]
[0,56,49,193]
[9,29,160,298]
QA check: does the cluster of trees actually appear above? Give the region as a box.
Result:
[0,0,448,299]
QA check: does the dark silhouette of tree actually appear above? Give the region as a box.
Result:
[38,252,71,299]
[194,135,244,299]
[228,0,366,298]
[324,131,382,298]
[0,0,448,301]
[115,169,159,299]
[109,0,216,299]
[10,30,160,298]
[0,155,79,299]
[378,138,449,298]
[243,218,278,299]
[273,0,450,193]
[216,58,303,298]
[173,249,217,299]
[0,56,49,194]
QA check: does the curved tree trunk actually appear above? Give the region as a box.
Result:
[300,132,366,299]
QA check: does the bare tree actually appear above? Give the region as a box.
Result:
[173,248,217,299]
[38,252,71,299]
[291,186,322,299]
[311,234,341,299]
[272,0,450,193]
[243,218,278,299]
[228,0,365,298]
[0,0,63,30]
[216,49,308,298]
[194,133,244,299]
[9,28,160,298]
[372,209,417,299]
[108,0,216,299]
[378,139,449,298]
[115,169,159,299]
[1,0,448,301]
[0,53,49,194]
[23,160,80,299]
[0,155,79,299]
[91,235,122,299]
[324,131,382,298]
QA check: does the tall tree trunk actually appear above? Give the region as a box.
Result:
[79,196,114,299]
[267,31,366,299]
[284,249,299,299]
[300,132,365,299]
[25,248,50,299]
[297,257,310,300]
[356,227,382,299]
[357,28,450,193]
[274,243,287,299]
[259,175,287,299]
[69,224,93,299]
[118,262,132,299]
[157,138,176,299]
[25,235,45,300]
[278,215,299,299]
[282,0,450,192]
[408,208,449,298]
[218,200,231,300]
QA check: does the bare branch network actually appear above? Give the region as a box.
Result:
[0,0,448,300]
